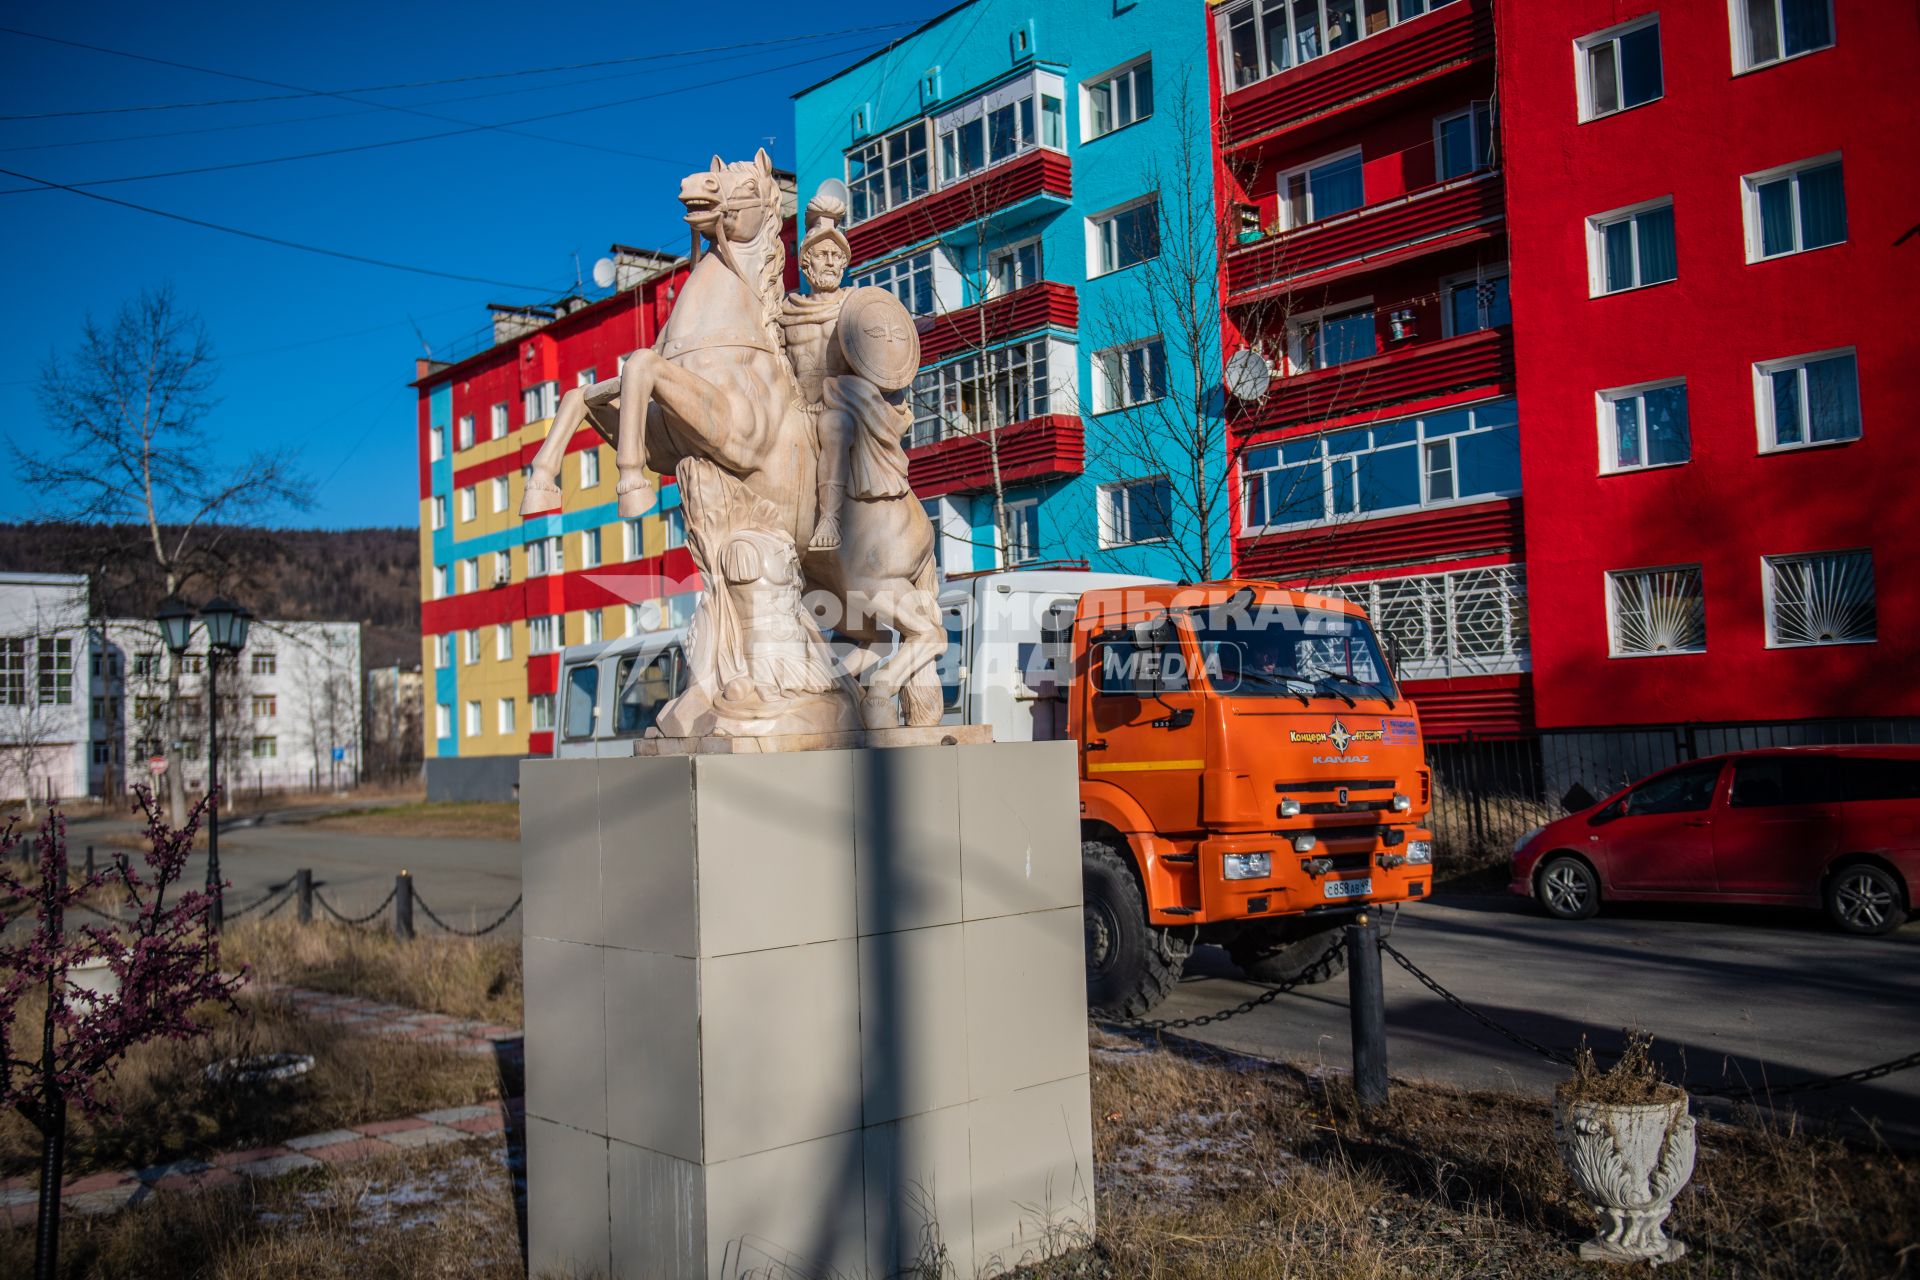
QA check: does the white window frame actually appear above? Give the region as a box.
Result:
[428,424,445,462]
[1585,196,1676,296]
[1753,346,1861,453]
[456,413,475,451]
[499,698,517,734]
[1098,476,1171,548]
[463,629,481,666]
[1597,378,1690,473]
[464,699,482,737]
[523,380,558,424]
[576,367,597,389]
[459,557,478,593]
[929,69,1066,188]
[580,449,601,489]
[844,119,932,225]
[530,693,555,732]
[584,611,604,644]
[492,475,511,513]
[435,703,451,739]
[1275,146,1363,232]
[490,402,509,439]
[987,237,1044,298]
[580,527,602,569]
[430,565,448,600]
[999,497,1041,566]
[1762,549,1875,648]
[493,550,511,586]
[433,634,452,668]
[1082,55,1153,142]
[1215,0,1458,94]
[624,518,645,561]
[851,248,950,316]
[1605,564,1707,658]
[1092,337,1168,414]
[1730,0,1836,74]
[1740,152,1845,263]
[1432,103,1495,180]
[1087,195,1160,278]
[1285,298,1377,375]
[1574,15,1663,123]
[1439,265,1511,337]
[458,486,476,523]
[529,614,562,654]
[430,494,447,530]
[663,508,686,551]
[527,534,564,578]
[496,623,513,660]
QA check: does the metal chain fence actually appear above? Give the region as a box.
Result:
[412,891,523,937]
[1104,935,1349,1033]
[312,885,398,927]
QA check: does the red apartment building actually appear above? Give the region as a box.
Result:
[1210,0,1527,739]
[1500,0,1919,777]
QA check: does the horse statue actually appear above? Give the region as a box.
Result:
[521,150,944,738]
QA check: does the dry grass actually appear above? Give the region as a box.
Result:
[223,917,522,1026]
[303,801,519,841]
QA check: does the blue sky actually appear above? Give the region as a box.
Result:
[0,2,948,530]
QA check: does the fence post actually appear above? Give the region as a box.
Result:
[394,870,414,941]
[296,868,313,924]
[1346,913,1388,1110]
[84,845,94,881]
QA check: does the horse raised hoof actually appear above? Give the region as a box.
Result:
[859,693,901,730]
[808,515,842,551]
[519,477,563,517]
[616,478,658,519]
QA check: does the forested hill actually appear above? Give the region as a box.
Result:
[0,524,420,668]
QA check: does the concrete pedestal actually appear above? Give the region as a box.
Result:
[519,741,1095,1279]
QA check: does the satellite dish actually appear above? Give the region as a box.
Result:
[814,177,850,208]
[1224,348,1273,401]
[591,257,617,289]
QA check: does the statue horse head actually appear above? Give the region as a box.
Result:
[679,148,787,348]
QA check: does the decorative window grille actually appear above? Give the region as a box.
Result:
[1608,565,1706,656]
[1765,551,1875,647]
[36,638,72,706]
[1314,565,1529,680]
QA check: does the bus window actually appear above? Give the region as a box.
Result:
[615,648,682,736]
[938,605,968,714]
[563,663,599,739]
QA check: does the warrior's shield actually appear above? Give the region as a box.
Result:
[836,286,920,393]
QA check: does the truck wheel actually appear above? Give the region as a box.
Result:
[1826,862,1907,936]
[1082,839,1191,1020]
[1227,924,1348,986]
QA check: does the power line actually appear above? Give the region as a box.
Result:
[0,22,916,120]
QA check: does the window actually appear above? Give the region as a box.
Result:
[1764,550,1874,647]
[1577,17,1663,120]
[0,638,25,706]
[429,565,447,600]
[662,508,686,551]
[1099,477,1172,547]
[580,449,601,489]
[433,634,452,668]
[1435,103,1494,180]
[250,652,276,676]
[615,650,682,735]
[430,495,447,530]
[132,651,159,678]
[910,338,1054,445]
[490,402,509,439]
[459,558,478,593]
[1744,156,1845,260]
[1443,268,1511,335]
[1090,197,1159,276]
[1607,565,1706,656]
[530,614,563,654]
[1734,0,1834,71]
[1316,564,1529,679]
[492,475,511,513]
[846,122,930,223]
[1615,760,1723,816]
[564,663,599,739]
[488,625,508,662]
[1289,304,1376,373]
[1218,0,1458,90]
[988,239,1041,297]
[1085,58,1152,139]
[1730,756,1840,808]
[1756,349,1860,449]
[251,736,277,759]
[1000,499,1040,565]
[463,629,481,665]
[37,638,72,705]
[1094,339,1168,413]
[1589,199,1677,294]
[1600,380,1690,471]
[584,611,604,644]
[457,414,475,451]
[429,424,445,462]
[493,551,511,586]
[527,535,564,577]
[499,698,517,734]
[435,702,451,739]
[522,381,558,424]
[624,518,645,561]
[853,250,938,316]
[457,487,476,522]
[251,694,276,718]
[931,71,1065,186]
[1242,398,1520,530]
[465,700,482,737]
[178,654,204,675]
[1094,627,1190,696]
[134,695,162,720]
[1276,150,1364,230]
[530,693,556,732]
[576,367,596,389]
[581,527,602,569]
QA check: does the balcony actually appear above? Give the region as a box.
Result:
[1237,495,1523,579]
[1238,326,1513,435]
[916,282,1078,366]
[1222,0,1493,153]
[1227,170,1503,303]
[847,150,1072,268]
[907,414,1085,500]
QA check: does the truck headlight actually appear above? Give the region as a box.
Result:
[1405,841,1432,865]
[1292,834,1317,853]
[1223,851,1271,880]
[1391,793,1411,812]
[1279,797,1301,818]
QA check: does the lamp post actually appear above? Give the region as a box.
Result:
[155,595,253,930]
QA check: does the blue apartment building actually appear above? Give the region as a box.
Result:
[793,0,1224,580]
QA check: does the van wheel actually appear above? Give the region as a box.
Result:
[1535,855,1600,920]
[1082,840,1191,1020]
[1826,863,1907,936]
[1227,922,1348,986]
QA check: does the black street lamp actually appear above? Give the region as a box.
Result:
[154,595,253,929]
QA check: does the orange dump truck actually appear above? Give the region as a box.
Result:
[937,573,1434,1018]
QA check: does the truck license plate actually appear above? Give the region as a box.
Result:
[1324,877,1372,900]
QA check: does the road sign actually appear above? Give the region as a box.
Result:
[148,756,167,776]
[331,746,346,762]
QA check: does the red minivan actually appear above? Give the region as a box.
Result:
[1511,746,1920,935]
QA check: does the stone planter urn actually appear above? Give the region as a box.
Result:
[1553,1093,1696,1265]
[65,953,122,1003]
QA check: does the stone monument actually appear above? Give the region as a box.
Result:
[518,153,1094,1279]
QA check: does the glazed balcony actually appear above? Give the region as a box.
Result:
[847,150,1072,268]
[1222,0,1493,154]
[1225,170,1503,303]
[1237,325,1513,434]
[916,282,1078,365]
[1236,495,1523,579]
[907,414,1085,500]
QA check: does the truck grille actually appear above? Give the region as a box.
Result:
[1305,852,1373,875]
[1275,779,1395,793]
[1299,799,1394,815]
[1315,824,1387,845]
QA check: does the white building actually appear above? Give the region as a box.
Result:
[0,572,96,805]
[102,617,363,796]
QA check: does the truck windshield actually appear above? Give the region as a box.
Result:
[1192,607,1398,704]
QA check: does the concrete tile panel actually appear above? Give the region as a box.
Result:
[521,758,603,946]
[693,752,857,955]
[604,946,703,1162]
[524,937,607,1135]
[857,923,969,1125]
[852,744,962,936]
[699,940,862,1163]
[968,1076,1095,1277]
[598,754,698,957]
[608,1138,705,1280]
[963,908,1089,1099]
[526,1116,611,1280]
[863,1103,975,1280]
[705,1130,867,1280]
[956,742,1081,922]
